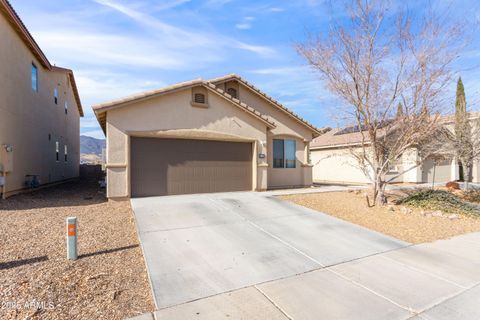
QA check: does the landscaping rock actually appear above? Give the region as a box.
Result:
[420,210,432,217]
[400,207,412,214]
[448,214,459,220]
[432,211,443,217]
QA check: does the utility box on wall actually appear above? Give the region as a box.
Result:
[0,144,14,173]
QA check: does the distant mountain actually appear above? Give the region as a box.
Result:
[80,135,105,156]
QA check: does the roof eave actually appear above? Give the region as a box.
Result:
[93,80,276,133]
[209,74,323,136]
[0,0,51,69]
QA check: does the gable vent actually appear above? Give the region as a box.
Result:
[227,87,237,98]
[194,93,206,104]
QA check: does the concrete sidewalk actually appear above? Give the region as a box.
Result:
[131,231,480,320]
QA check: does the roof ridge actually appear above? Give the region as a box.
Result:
[92,78,204,110]
[208,82,275,126]
[207,74,322,135]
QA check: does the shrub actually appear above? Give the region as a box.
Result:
[463,190,480,203]
[396,189,479,216]
[446,181,460,190]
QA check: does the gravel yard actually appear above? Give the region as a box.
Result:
[279,190,480,244]
[0,179,154,319]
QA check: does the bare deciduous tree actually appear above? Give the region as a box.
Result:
[297,0,466,205]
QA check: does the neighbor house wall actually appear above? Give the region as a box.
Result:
[0,14,80,196]
[221,82,315,188]
[105,88,268,198]
[311,147,372,184]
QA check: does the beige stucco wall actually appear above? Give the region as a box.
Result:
[105,88,269,198]
[104,81,317,198]
[311,147,372,184]
[232,83,314,189]
[0,15,80,196]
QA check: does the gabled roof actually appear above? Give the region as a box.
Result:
[310,127,369,149]
[92,79,277,133]
[0,0,50,69]
[0,0,83,116]
[209,74,324,136]
[52,67,84,117]
[311,112,480,150]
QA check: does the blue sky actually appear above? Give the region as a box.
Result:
[9,0,480,139]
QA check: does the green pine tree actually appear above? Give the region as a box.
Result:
[454,76,473,188]
[455,77,467,116]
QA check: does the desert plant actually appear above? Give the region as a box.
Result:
[462,189,480,203]
[396,189,479,215]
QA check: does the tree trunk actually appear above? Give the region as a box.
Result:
[375,176,387,206]
[464,163,472,191]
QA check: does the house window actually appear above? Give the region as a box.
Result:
[64,145,68,162]
[54,88,58,104]
[194,93,206,104]
[64,101,68,114]
[273,139,296,168]
[55,141,59,161]
[31,63,38,92]
[227,87,237,98]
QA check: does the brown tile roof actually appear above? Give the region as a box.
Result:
[92,79,276,133]
[208,74,324,136]
[52,67,84,117]
[310,128,369,149]
[0,0,83,116]
[0,0,50,68]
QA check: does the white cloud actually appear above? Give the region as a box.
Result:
[81,129,106,139]
[154,0,191,11]
[204,0,233,6]
[235,23,251,30]
[36,31,193,69]
[92,0,274,57]
[236,16,255,30]
[249,66,307,75]
[267,7,284,12]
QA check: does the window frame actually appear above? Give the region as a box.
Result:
[31,63,38,92]
[54,88,58,104]
[55,141,59,162]
[273,139,296,169]
[64,145,68,162]
[64,101,68,114]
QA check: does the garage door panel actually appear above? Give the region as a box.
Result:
[131,138,252,197]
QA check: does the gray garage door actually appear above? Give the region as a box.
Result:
[421,158,451,183]
[130,138,252,197]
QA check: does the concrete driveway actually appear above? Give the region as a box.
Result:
[131,190,407,312]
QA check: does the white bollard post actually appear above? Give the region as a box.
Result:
[67,217,78,260]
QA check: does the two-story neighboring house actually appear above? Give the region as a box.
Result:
[0,0,83,198]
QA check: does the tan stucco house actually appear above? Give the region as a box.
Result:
[93,74,322,199]
[311,114,480,185]
[0,0,83,198]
